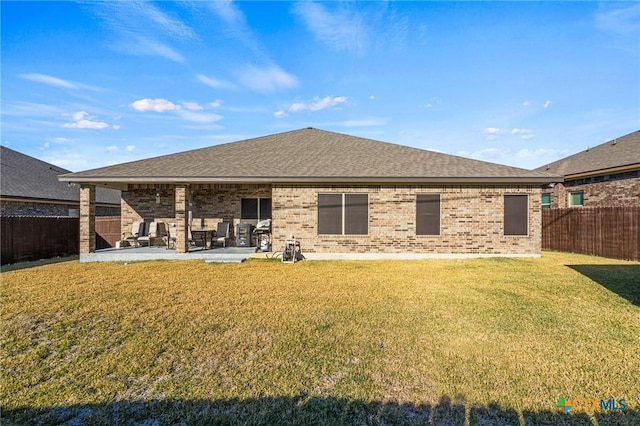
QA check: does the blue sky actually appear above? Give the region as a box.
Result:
[1,1,638,172]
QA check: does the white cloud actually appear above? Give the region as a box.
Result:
[62,111,110,129]
[134,37,184,62]
[19,73,102,91]
[206,1,260,53]
[177,110,223,124]
[293,2,367,53]
[288,96,347,113]
[130,97,223,124]
[131,98,182,112]
[236,65,298,93]
[511,128,533,135]
[91,2,194,63]
[369,95,375,100]
[544,100,553,109]
[522,100,531,107]
[425,98,442,109]
[106,145,118,152]
[20,73,77,89]
[72,111,88,121]
[484,127,507,135]
[125,145,136,151]
[181,101,203,111]
[208,99,224,108]
[483,127,535,141]
[112,125,121,131]
[197,74,236,90]
[274,110,287,118]
[594,4,640,34]
[141,3,197,41]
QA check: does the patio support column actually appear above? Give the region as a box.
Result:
[175,184,189,253]
[79,184,96,254]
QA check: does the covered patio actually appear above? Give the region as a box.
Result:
[66,181,272,260]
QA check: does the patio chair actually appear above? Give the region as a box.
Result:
[211,222,230,248]
[188,227,203,247]
[138,221,165,247]
[123,221,144,247]
[164,224,177,249]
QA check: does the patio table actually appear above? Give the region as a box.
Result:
[191,229,214,249]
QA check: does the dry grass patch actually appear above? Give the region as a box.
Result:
[2,252,639,424]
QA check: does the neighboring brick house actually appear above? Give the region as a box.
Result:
[59,128,558,257]
[1,146,121,217]
[535,130,640,209]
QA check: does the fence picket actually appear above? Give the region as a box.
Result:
[542,207,640,261]
[1,216,121,265]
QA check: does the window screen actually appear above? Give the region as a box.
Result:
[318,193,368,235]
[318,194,343,234]
[344,194,368,235]
[504,194,528,236]
[416,194,440,235]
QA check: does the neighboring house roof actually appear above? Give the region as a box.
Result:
[1,146,120,205]
[535,130,640,178]
[60,128,558,185]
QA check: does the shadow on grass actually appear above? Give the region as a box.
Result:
[4,395,637,425]
[568,265,640,306]
[0,255,78,273]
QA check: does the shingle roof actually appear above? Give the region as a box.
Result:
[535,130,640,177]
[60,128,559,184]
[1,146,120,205]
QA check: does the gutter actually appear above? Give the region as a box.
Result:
[59,175,563,185]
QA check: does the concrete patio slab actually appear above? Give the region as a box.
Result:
[80,246,256,263]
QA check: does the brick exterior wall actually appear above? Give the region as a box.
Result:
[1,201,75,217]
[543,175,640,209]
[0,200,119,217]
[119,183,541,255]
[271,185,541,255]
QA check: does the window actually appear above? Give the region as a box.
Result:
[68,208,80,217]
[241,198,272,220]
[541,193,551,209]
[504,194,528,236]
[318,193,368,235]
[569,191,584,207]
[416,194,440,235]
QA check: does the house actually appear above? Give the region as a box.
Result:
[59,128,559,258]
[1,146,121,217]
[535,130,640,209]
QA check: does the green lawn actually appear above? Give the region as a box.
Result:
[2,252,639,425]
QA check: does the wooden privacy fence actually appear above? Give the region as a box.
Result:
[95,216,121,250]
[1,216,121,265]
[542,207,640,261]
[1,216,79,265]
